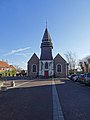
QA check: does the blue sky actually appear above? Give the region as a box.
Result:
[0,0,90,69]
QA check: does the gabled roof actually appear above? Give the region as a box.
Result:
[0,61,16,71]
[54,53,67,63]
[0,61,10,68]
[28,53,39,62]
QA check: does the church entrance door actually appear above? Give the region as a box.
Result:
[44,71,48,78]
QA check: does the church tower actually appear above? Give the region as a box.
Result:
[39,27,54,78]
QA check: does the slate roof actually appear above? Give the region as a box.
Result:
[28,53,39,63]
[54,53,67,63]
[40,27,53,60]
[41,27,53,48]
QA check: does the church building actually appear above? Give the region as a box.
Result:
[27,26,67,78]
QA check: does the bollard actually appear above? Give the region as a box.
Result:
[11,81,15,87]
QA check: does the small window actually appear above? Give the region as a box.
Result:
[45,62,48,69]
[57,64,62,73]
[32,64,37,72]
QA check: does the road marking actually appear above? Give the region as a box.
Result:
[52,80,64,120]
[15,82,30,87]
[7,82,30,89]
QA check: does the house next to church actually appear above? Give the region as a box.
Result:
[27,26,68,78]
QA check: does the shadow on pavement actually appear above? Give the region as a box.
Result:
[0,83,53,120]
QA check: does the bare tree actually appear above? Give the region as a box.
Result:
[14,65,23,73]
[84,61,88,73]
[79,61,84,73]
[64,51,77,70]
[79,55,90,73]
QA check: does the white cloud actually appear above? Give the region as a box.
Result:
[4,47,30,56]
[15,53,29,58]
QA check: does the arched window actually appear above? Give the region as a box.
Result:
[32,64,37,72]
[56,64,62,73]
[45,62,48,69]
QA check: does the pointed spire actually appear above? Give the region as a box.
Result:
[41,27,53,48]
[42,27,51,42]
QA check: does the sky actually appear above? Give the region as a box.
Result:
[0,0,90,69]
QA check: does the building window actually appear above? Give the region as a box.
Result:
[32,64,37,72]
[56,64,62,73]
[45,62,48,69]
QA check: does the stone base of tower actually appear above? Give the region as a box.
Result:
[39,60,54,78]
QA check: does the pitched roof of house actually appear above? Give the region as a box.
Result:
[0,61,16,71]
[0,61,10,68]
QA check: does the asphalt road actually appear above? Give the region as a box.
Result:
[55,79,90,120]
[0,78,90,120]
[0,79,53,120]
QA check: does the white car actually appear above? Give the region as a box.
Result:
[73,75,79,81]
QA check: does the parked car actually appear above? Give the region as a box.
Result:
[68,74,79,81]
[67,75,72,79]
[77,74,85,83]
[72,75,79,82]
[84,73,90,85]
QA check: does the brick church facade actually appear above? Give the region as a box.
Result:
[27,27,68,78]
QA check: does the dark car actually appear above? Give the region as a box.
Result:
[77,74,85,83]
[84,73,90,85]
